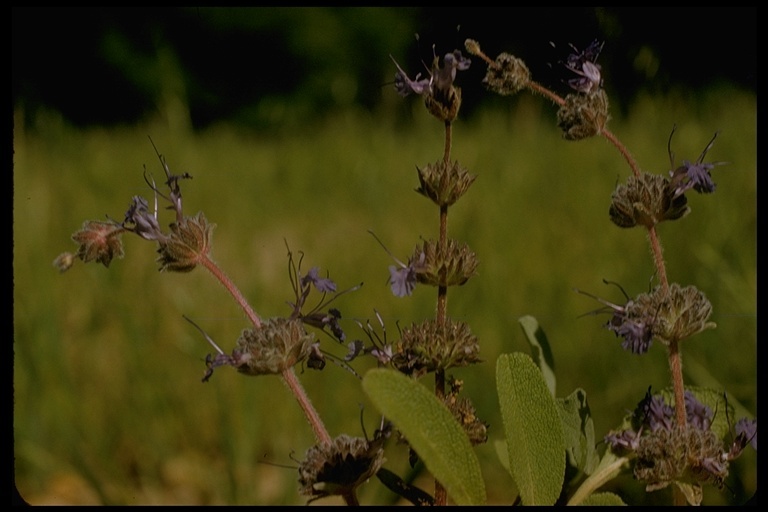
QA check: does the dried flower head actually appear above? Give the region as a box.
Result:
[413,238,478,289]
[633,283,716,346]
[70,220,126,268]
[415,159,477,207]
[577,281,714,354]
[203,317,315,380]
[609,172,690,228]
[556,88,610,140]
[463,39,530,96]
[298,434,386,504]
[391,318,481,378]
[156,211,215,273]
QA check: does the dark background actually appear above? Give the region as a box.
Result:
[13,7,757,131]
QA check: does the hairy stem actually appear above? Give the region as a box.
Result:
[601,128,642,178]
[527,81,566,106]
[200,254,261,328]
[282,367,332,445]
[668,340,687,428]
[646,227,669,295]
[646,227,685,426]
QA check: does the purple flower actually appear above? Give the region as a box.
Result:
[669,129,725,197]
[302,266,337,294]
[391,55,431,97]
[563,40,604,93]
[605,429,640,453]
[734,417,757,451]
[608,311,654,355]
[389,264,417,297]
[123,196,164,241]
[390,49,470,98]
[685,390,713,431]
[647,394,675,432]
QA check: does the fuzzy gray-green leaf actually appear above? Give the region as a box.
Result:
[518,315,556,396]
[362,368,486,505]
[496,352,565,505]
[557,388,599,475]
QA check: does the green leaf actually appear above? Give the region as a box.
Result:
[557,388,599,475]
[577,492,627,506]
[362,368,486,505]
[518,315,556,396]
[496,352,565,505]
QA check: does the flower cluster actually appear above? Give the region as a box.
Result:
[55,143,215,274]
[391,48,471,122]
[298,434,386,504]
[605,389,757,504]
[579,282,715,355]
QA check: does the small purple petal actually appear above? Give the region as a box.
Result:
[389,265,416,297]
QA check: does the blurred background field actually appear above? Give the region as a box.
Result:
[13,7,756,506]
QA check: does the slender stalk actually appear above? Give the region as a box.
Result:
[646,227,669,295]
[601,128,642,178]
[200,254,261,328]
[527,81,566,106]
[646,227,685,427]
[201,254,333,458]
[282,367,332,445]
[668,340,687,427]
[432,120,453,507]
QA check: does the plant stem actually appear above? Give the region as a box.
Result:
[600,128,642,178]
[646,227,669,295]
[282,367,332,445]
[200,254,261,328]
[201,255,332,451]
[431,121,454,507]
[527,81,565,106]
[668,340,687,427]
[646,227,686,427]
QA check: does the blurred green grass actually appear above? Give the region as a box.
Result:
[13,86,756,505]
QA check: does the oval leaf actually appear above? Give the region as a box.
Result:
[496,352,565,505]
[362,368,486,505]
[518,315,557,396]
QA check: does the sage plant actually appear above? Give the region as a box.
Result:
[53,33,755,506]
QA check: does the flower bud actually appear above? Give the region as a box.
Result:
[609,172,690,229]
